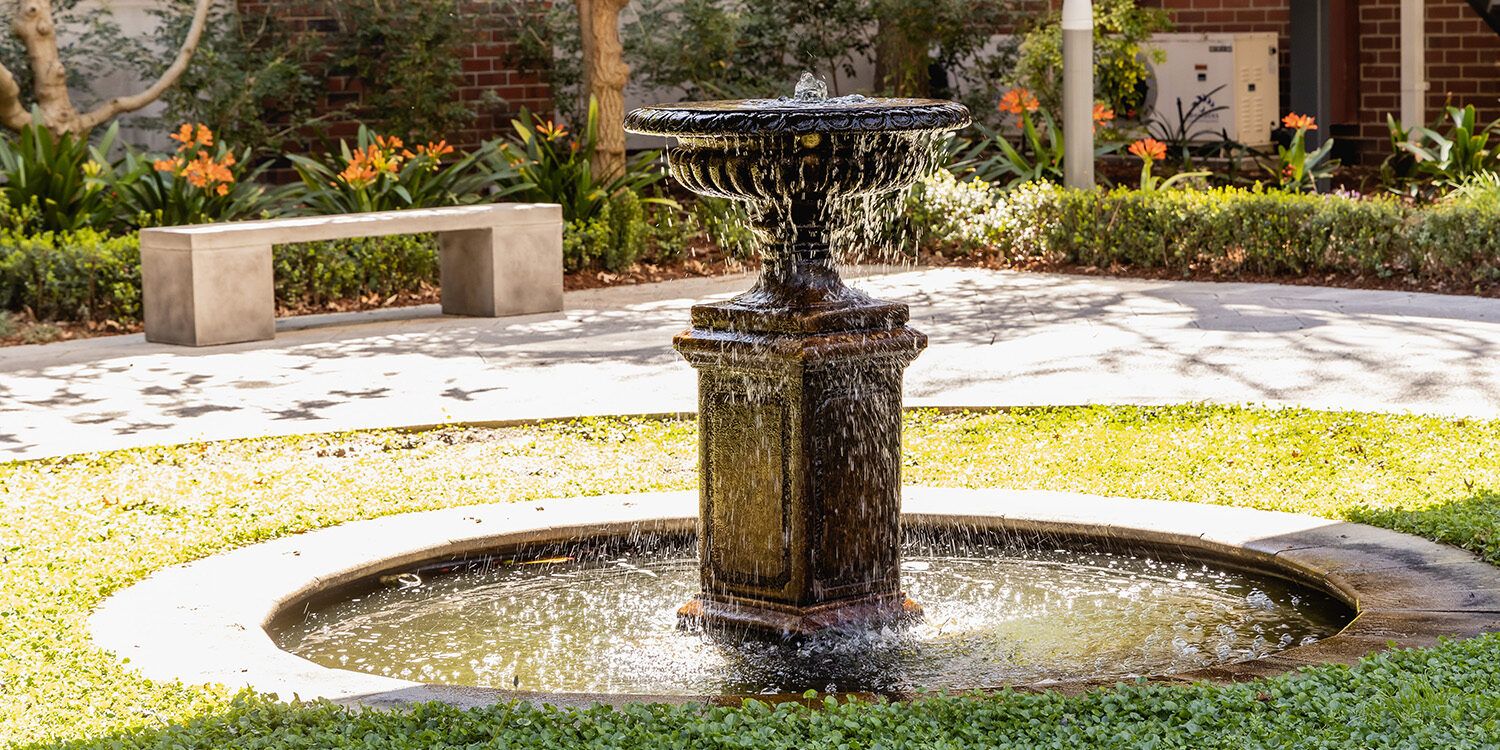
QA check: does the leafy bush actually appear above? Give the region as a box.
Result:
[1384,105,1500,199]
[0,116,119,233]
[0,227,445,322]
[907,169,1008,253]
[1013,0,1171,118]
[693,196,757,258]
[499,100,668,224]
[327,0,478,141]
[911,181,1500,288]
[102,124,278,228]
[1261,113,1337,192]
[287,127,521,214]
[273,234,439,308]
[564,190,648,272]
[0,229,141,322]
[147,0,326,159]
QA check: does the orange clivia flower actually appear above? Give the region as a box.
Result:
[1128,138,1167,162]
[1282,112,1317,131]
[1092,103,1115,124]
[535,120,569,141]
[998,87,1040,116]
[402,140,455,162]
[153,157,181,174]
[169,123,214,152]
[420,140,454,158]
[169,123,195,146]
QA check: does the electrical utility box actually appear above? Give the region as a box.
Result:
[1140,33,1280,148]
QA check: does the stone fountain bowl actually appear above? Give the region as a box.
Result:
[624,97,971,201]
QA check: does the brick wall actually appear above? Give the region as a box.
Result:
[234,0,552,150]
[1138,0,1500,163]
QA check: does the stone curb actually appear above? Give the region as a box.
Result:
[90,488,1500,708]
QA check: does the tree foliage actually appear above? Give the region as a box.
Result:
[0,0,211,133]
[1013,0,1171,120]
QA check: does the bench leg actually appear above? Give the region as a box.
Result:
[143,243,276,347]
[438,223,563,318]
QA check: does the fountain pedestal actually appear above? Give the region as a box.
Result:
[625,85,968,636]
[675,303,926,635]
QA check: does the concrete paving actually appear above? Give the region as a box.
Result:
[4,266,1500,461]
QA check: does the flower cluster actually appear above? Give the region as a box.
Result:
[1128,138,1167,162]
[998,87,1041,126]
[1282,112,1317,131]
[1092,103,1116,132]
[153,124,236,196]
[335,135,455,189]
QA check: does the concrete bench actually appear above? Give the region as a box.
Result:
[140,203,563,346]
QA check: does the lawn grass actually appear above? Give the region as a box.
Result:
[3,405,1499,749]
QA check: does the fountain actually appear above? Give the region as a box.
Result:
[623,75,971,635]
[110,78,1437,704]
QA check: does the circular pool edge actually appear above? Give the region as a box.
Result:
[91,488,1500,709]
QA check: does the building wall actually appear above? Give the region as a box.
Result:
[234,0,553,148]
[1140,0,1500,162]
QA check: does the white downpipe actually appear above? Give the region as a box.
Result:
[1400,0,1426,128]
[1062,0,1094,189]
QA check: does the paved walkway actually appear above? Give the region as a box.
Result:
[3,267,1499,461]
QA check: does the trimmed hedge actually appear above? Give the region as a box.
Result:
[0,229,142,322]
[914,175,1500,288]
[273,234,438,308]
[0,232,440,323]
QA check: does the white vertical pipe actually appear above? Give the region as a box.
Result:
[1400,0,1426,128]
[1062,0,1094,189]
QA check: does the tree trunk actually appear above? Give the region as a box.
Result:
[873,18,929,97]
[0,0,212,133]
[577,0,630,182]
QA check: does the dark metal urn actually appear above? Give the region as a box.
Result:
[625,83,970,636]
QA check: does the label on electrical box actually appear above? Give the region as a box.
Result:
[1208,44,1232,53]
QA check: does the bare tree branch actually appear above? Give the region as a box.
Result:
[11,0,76,129]
[76,0,212,132]
[0,61,32,130]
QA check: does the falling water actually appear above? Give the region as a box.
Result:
[275,533,1348,695]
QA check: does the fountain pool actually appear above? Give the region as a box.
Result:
[273,531,1347,696]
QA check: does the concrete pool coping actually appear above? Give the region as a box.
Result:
[91,488,1500,709]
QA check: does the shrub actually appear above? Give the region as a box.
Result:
[286,127,521,214]
[499,99,668,224]
[147,1,326,159]
[0,229,141,322]
[103,123,279,229]
[327,0,477,142]
[912,181,1500,289]
[908,169,1009,253]
[273,234,440,308]
[1014,0,1171,118]
[693,196,757,259]
[0,116,120,233]
[1408,178,1500,287]
[564,190,648,272]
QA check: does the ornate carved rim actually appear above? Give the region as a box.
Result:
[624,99,972,137]
[92,488,1500,709]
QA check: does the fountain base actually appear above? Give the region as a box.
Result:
[678,592,923,637]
